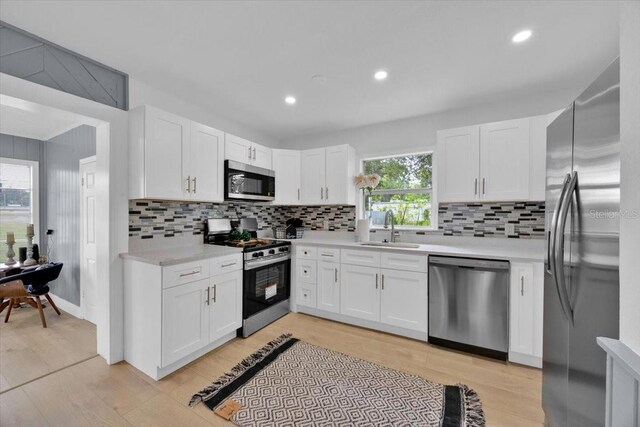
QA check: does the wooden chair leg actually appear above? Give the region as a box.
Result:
[35,297,47,328]
[4,299,14,323]
[44,293,61,315]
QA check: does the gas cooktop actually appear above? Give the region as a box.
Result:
[208,238,290,253]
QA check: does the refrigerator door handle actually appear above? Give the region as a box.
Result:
[554,171,578,323]
[548,173,571,275]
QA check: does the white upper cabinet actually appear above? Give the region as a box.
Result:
[224,133,272,169]
[300,145,356,205]
[480,118,530,200]
[437,126,480,202]
[437,115,546,202]
[272,149,301,205]
[129,105,225,202]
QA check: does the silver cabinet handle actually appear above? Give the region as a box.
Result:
[334,268,338,283]
[205,286,210,305]
[325,187,329,200]
[375,273,378,289]
[221,262,236,268]
[186,176,191,193]
[248,146,252,159]
[297,188,300,200]
[321,187,324,199]
[320,253,333,257]
[382,274,385,290]
[482,178,486,194]
[212,284,217,303]
[253,147,256,160]
[475,178,478,195]
[180,270,199,277]
[520,276,524,296]
[192,176,197,194]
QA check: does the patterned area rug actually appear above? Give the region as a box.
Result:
[190,334,485,427]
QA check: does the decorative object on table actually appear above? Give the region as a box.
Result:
[190,334,485,427]
[354,172,381,220]
[4,232,16,265]
[357,218,371,242]
[23,224,37,266]
[46,229,55,262]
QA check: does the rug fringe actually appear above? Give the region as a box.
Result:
[457,383,486,427]
[188,333,293,408]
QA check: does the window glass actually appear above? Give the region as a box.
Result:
[0,160,37,262]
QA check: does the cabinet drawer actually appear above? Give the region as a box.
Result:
[296,246,317,260]
[382,252,428,273]
[211,253,243,275]
[317,247,341,261]
[341,249,381,267]
[163,260,210,289]
[296,260,317,284]
[297,283,317,308]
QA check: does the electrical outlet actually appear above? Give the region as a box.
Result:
[505,223,516,236]
[323,220,330,230]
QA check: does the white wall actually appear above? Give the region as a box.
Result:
[128,78,281,148]
[619,1,640,355]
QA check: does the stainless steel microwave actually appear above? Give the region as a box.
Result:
[224,160,275,202]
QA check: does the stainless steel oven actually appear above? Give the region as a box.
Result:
[225,160,275,202]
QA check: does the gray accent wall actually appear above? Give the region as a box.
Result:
[44,125,96,305]
[0,21,128,110]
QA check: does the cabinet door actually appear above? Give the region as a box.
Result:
[210,270,242,342]
[144,107,189,200]
[324,145,349,204]
[272,149,301,205]
[162,279,209,367]
[380,269,427,332]
[190,122,224,202]
[340,265,380,322]
[251,143,272,169]
[480,118,530,201]
[225,134,252,163]
[301,148,325,204]
[509,262,535,355]
[437,126,480,202]
[317,261,340,313]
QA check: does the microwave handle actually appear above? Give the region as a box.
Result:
[248,146,252,159]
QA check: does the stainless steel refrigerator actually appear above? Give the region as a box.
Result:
[543,58,620,427]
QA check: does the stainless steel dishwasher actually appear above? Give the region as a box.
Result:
[428,256,509,360]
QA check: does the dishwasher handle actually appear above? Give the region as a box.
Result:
[429,256,510,271]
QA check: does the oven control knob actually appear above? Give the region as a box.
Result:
[257,252,264,257]
[279,247,289,252]
[268,249,275,255]
[252,252,260,258]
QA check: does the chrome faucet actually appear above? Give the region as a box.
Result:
[383,209,396,243]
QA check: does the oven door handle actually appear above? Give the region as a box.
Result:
[244,256,291,270]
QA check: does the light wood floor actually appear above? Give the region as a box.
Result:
[1,311,543,426]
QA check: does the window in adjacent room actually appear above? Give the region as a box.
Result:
[362,153,433,228]
[0,158,39,262]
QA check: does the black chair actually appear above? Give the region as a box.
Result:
[0,262,63,328]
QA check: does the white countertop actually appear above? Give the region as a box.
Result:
[120,244,242,266]
[281,233,544,263]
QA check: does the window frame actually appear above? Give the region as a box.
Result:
[0,157,40,245]
[360,151,436,231]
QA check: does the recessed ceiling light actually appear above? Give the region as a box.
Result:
[512,29,532,43]
[374,70,388,81]
[284,96,296,105]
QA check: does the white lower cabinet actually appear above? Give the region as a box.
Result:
[162,278,210,367]
[509,262,544,367]
[317,260,340,313]
[380,269,428,332]
[340,264,380,322]
[209,271,243,342]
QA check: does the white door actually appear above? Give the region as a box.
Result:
[340,264,380,322]
[144,106,189,200]
[509,262,535,355]
[437,126,480,202]
[251,142,272,169]
[225,134,252,163]
[317,261,340,313]
[324,145,348,204]
[80,158,97,324]
[209,271,242,342]
[479,118,530,201]
[162,279,210,367]
[190,122,225,202]
[301,148,325,204]
[272,149,301,205]
[380,269,428,332]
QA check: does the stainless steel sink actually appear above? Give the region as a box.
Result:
[359,242,421,249]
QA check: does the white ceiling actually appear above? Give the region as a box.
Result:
[0,1,619,141]
[0,102,84,140]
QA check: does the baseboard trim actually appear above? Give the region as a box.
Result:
[508,351,542,368]
[49,294,83,319]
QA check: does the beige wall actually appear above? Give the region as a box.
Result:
[619,0,640,355]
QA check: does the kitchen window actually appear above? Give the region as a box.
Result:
[362,153,433,229]
[0,158,39,262]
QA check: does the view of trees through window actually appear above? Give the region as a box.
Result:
[0,160,36,262]
[363,153,433,228]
